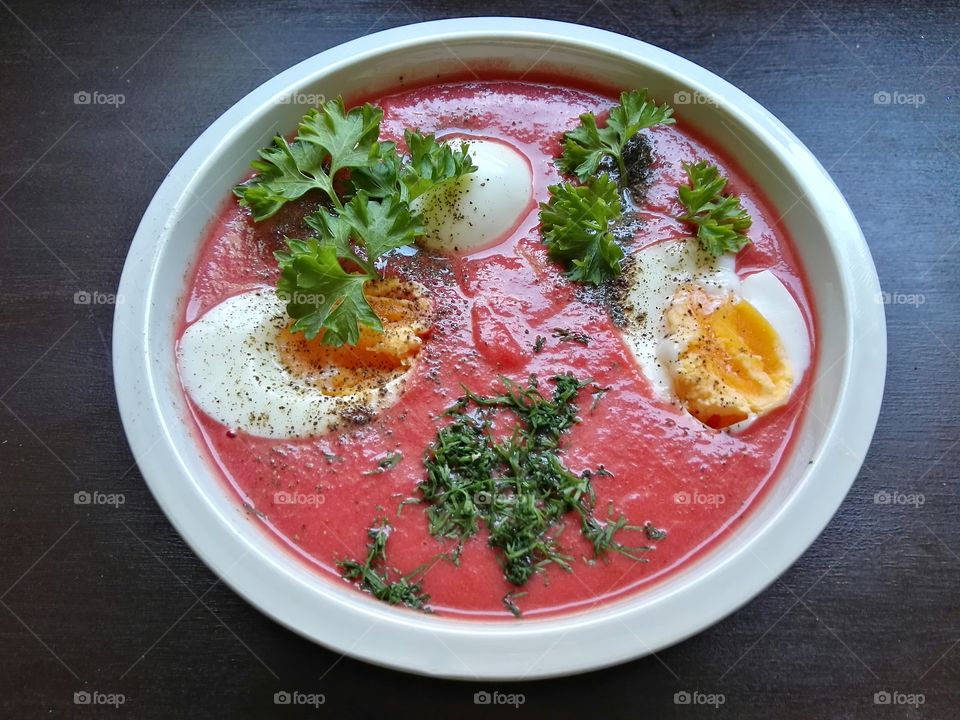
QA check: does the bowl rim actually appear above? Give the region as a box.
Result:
[113,17,886,680]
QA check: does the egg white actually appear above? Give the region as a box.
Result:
[620,238,739,400]
[620,237,810,424]
[414,137,532,253]
[177,289,409,439]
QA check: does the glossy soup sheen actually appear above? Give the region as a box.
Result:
[180,79,816,619]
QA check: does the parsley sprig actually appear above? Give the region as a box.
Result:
[677,161,753,256]
[558,89,674,181]
[539,175,624,285]
[234,97,476,345]
[541,90,674,286]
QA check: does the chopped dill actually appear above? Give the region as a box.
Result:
[503,590,528,618]
[590,384,611,413]
[338,519,431,610]
[418,373,657,614]
[644,522,667,541]
[363,450,403,475]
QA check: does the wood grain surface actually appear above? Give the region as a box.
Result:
[0,1,957,717]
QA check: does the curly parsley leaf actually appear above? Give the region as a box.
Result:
[297,98,382,179]
[274,238,381,345]
[399,130,477,202]
[340,192,423,263]
[304,206,358,263]
[677,161,753,256]
[558,89,674,181]
[538,174,624,285]
[233,99,383,221]
[347,141,402,199]
[233,137,333,221]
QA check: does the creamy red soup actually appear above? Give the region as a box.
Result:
[178,79,815,619]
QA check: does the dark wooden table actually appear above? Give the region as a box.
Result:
[1,1,957,717]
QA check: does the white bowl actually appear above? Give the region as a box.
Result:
[114,18,885,679]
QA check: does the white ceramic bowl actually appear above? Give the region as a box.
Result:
[114,18,885,679]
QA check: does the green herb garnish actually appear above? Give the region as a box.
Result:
[644,522,667,541]
[558,89,674,182]
[503,590,528,618]
[538,174,624,285]
[539,90,674,286]
[677,161,753,257]
[235,97,476,345]
[418,374,655,613]
[363,450,403,475]
[338,519,431,610]
[590,385,610,413]
[274,238,381,345]
[234,99,381,221]
[532,335,546,353]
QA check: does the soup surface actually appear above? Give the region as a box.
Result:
[179,79,815,618]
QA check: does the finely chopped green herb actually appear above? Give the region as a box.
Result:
[337,519,431,610]
[418,374,655,612]
[339,374,662,616]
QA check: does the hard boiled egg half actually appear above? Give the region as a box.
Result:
[177,279,431,439]
[413,137,533,253]
[620,238,810,430]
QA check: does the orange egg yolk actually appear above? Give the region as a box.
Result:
[664,286,792,429]
[276,278,431,397]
